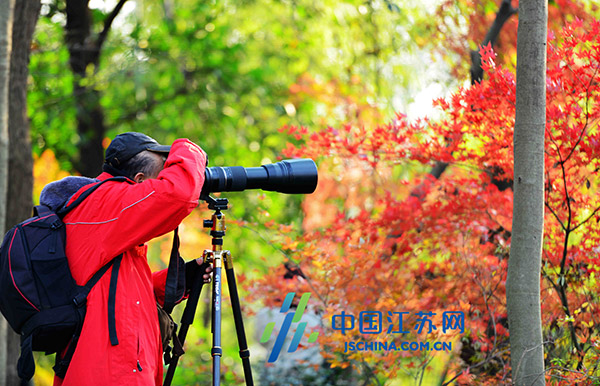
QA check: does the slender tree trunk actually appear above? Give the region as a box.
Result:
[0,0,13,235]
[66,0,105,177]
[5,1,40,384]
[506,0,547,385]
[0,0,15,385]
[65,0,127,177]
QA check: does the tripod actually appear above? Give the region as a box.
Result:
[164,196,254,386]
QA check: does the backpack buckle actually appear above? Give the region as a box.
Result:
[72,293,87,307]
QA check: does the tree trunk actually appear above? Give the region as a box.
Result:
[0,0,13,235]
[5,1,40,384]
[66,0,105,177]
[65,0,127,177]
[506,0,547,385]
[0,0,15,384]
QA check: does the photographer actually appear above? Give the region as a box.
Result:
[40,132,210,386]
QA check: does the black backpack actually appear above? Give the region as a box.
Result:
[0,177,185,384]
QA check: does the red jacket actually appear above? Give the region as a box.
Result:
[52,139,206,386]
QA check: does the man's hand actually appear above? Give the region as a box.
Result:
[196,258,213,283]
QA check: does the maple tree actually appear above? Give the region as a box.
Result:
[248,17,600,386]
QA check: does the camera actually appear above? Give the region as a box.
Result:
[201,159,318,197]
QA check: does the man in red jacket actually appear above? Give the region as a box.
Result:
[40,133,209,386]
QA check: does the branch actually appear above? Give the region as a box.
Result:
[470,0,518,84]
[95,0,128,55]
[544,168,567,231]
[571,204,600,232]
[558,163,572,277]
[545,201,566,232]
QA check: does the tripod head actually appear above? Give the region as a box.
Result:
[201,195,229,212]
[200,195,229,249]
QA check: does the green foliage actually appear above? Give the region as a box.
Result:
[29,0,438,167]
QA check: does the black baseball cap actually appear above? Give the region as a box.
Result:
[105,132,171,167]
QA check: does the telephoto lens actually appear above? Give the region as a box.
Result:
[200,159,318,197]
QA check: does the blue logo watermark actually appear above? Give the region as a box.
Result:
[260,292,320,363]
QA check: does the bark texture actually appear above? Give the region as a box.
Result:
[5,1,40,384]
[0,0,14,234]
[506,0,547,385]
[0,0,15,384]
[65,0,128,177]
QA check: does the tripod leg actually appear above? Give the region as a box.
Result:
[212,251,223,386]
[224,251,254,386]
[164,258,212,386]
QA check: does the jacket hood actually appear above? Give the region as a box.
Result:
[40,176,99,212]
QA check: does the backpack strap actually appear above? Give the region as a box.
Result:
[163,227,185,314]
[108,255,122,346]
[77,254,123,346]
[33,205,52,218]
[17,335,35,385]
[71,256,119,306]
[54,256,122,378]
